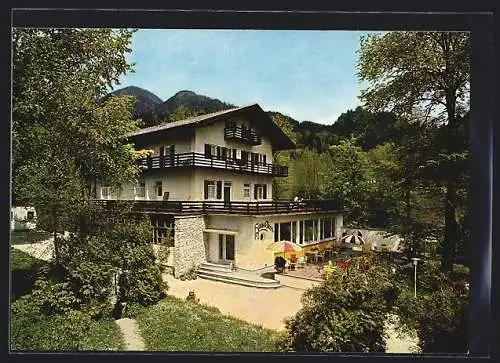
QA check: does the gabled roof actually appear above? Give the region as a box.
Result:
[127,103,296,151]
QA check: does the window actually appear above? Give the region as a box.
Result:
[27,211,35,220]
[101,186,111,199]
[254,184,267,200]
[155,181,162,197]
[204,180,222,200]
[243,183,251,198]
[279,222,291,241]
[135,181,146,198]
[205,181,216,199]
[151,216,174,246]
[274,223,279,242]
[322,218,333,239]
[258,154,267,164]
[305,219,314,242]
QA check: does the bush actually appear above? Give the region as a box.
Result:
[11,306,123,351]
[395,260,469,353]
[277,255,398,352]
[11,249,47,300]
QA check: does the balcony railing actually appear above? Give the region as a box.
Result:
[97,199,342,216]
[139,152,288,177]
[224,126,262,145]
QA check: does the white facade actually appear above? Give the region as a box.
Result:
[11,206,37,231]
[96,105,344,274]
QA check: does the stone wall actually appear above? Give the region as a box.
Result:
[173,215,207,278]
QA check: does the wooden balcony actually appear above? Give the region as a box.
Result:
[224,126,262,145]
[139,152,288,177]
[97,199,342,216]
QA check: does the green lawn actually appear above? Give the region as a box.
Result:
[130,295,279,351]
[10,230,53,245]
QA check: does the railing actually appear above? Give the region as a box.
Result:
[138,152,288,177]
[224,126,262,145]
[96,199,342,216]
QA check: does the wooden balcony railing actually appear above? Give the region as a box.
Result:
[224,126,262,145]
[96,199,342,216]
[138,152,288,177]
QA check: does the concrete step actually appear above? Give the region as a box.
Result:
[198,265,234,274]
[196,271,282,289]
[197,269,279,285]
[200,262,232,270]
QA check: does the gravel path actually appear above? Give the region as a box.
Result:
[115,318,146,351]
[12,238,54,261]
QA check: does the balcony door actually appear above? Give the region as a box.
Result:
[218,234,235,262]
[223,181,232,207]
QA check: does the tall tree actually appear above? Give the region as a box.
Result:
[357,32,470,270]
[322,138,370,225]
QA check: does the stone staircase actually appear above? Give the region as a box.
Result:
[197,262,281,289]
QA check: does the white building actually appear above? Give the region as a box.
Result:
[96,104,344,277]
[11,206,37,231]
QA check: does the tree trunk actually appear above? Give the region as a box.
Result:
[441,91,460,271]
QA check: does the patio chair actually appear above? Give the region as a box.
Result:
[289,255,298,270]
[315,250,327,263]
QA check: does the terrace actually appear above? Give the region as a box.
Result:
[97,198,343,216]
[138,152,288,177]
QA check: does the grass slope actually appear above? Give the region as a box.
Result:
[131,295,279,351]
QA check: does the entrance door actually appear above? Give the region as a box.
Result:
[223,181,232,207]
[218,234,235,262]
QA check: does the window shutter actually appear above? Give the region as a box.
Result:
[254,185,258,199]
[263,184,267,199]
[222,147,227,160]
[216,146,221,159]
[216,181,222,199]
[232,149,237,160]
[170,145,175,155]
[263,154,267,164]
[204,181,209,199]
[204,144,211,158]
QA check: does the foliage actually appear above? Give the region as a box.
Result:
[10,305,124,351]
[358,31,470,270]
[322,138,370,224]
[278,255,398,352]
[179,266,198,281]
[394,260,469,353]
[132,295,278,351]
[11,249,48,300]
[292,149,329,200]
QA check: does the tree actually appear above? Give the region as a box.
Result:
[277,255,398,352]
[11,28,166,309]
[322,138,370,225]
[292,149,327,200]
[358,32,470,270]
[166,105,201,122]
[12,29,141,262]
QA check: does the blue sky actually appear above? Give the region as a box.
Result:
[116,29,377,125]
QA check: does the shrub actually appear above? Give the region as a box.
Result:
[395,260,469,353]
[277,255,398,352]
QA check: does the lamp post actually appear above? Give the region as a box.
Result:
[411,257,421,298]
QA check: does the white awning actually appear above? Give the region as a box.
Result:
[204,228,238,235]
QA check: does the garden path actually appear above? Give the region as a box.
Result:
[115,318,146,351]
[11,238,54,261]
